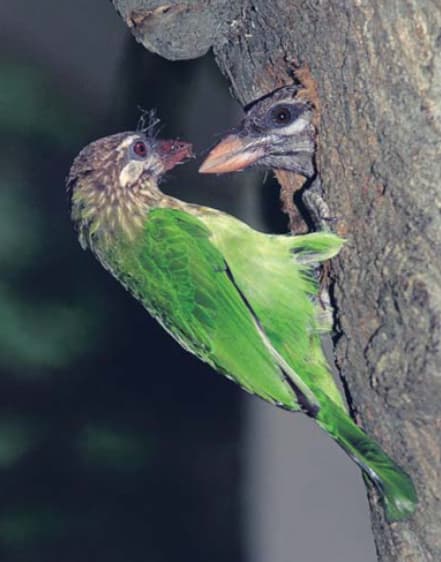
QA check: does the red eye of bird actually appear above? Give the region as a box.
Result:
[133,141,147,157]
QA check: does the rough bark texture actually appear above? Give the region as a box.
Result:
[112,1,441,560]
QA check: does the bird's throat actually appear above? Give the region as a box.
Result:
[71,175,161,251]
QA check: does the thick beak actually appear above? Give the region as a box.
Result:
[199,134,265,174]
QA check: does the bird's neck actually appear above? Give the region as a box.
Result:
[72,175,165,252]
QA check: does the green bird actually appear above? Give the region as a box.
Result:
[67,121,416,521]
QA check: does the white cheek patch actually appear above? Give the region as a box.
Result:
[119,160,144,187]
[279,117,311,136]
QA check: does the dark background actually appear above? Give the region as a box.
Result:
[0,2,376,561]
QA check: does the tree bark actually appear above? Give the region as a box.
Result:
[112,1,441,560]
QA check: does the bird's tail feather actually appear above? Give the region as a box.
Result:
[316,398,417,521]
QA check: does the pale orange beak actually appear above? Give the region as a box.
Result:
[199,134,265,174]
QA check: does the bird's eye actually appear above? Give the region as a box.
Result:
[269,104,305,128]
[270,105,294,126]
[132,140,148,158]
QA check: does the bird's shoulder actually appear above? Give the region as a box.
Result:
[137,206,231,324]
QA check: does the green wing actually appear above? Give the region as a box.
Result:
[199,210,346,409]
[105,206,417,521]
[111,207,312,410]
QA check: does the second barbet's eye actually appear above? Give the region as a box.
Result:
[133,141,147,157]
[271,105,293,126]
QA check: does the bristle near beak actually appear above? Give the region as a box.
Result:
[199,134,265,174]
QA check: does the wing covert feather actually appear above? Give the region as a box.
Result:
[114,207,299,409]
[199,211,346,409]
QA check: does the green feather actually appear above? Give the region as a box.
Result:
[316,395,417,521]
[76,186,416,521]
[200,211,346,409]
[198,210,417,521]
[102,208,301,408]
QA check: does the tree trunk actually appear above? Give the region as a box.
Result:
[112,1,441,560]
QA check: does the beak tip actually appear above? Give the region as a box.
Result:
[198,134,263,175]
[198,162,210,174]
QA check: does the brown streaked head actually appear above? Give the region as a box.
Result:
[67,131,192,250]
[199,85,315,177]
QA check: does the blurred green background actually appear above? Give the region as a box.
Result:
[0,3,378,562]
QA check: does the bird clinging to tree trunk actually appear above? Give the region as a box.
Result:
[67,118,416,522]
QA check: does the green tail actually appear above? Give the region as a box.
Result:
[316,398,417,521]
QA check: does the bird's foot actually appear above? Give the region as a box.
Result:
[302,174,339,232]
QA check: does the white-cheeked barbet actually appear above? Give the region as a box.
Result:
[67,122,416,522]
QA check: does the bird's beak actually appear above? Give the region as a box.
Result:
[199,134,265,174]
[157,139,193,172]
